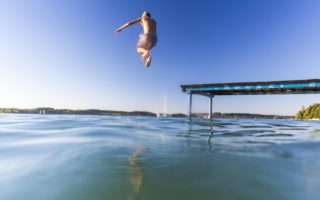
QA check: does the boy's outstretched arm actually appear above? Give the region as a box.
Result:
[115,18,141,32]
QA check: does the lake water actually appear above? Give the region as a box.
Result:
[0,114,320,200]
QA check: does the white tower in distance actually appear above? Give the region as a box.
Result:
[157,96,169,118]
[163,95,168,117]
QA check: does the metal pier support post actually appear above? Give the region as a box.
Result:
[209,96,214,119]
[188,93,193,121]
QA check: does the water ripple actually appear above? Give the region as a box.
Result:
[1,114,320,200]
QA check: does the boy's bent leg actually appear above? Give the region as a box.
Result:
[137,47,146,54]
[141,50,150,61]
[137,47,149,62]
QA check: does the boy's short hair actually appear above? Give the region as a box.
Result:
[145,12,151,18]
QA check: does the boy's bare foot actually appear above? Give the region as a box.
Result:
[145,56,152,68]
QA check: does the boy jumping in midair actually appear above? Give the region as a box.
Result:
[116,11,157,68]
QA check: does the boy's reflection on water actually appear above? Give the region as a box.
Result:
[128,146,145,200]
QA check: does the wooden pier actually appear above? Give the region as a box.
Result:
[181,79,320,120]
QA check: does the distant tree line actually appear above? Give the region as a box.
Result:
[295,103,320,120]
[0,107,296,119]
[193,112,293,119]
[0,108,156,117]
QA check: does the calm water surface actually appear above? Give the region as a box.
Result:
[1,114,320,200]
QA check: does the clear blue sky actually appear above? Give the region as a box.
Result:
[0,0,319,115]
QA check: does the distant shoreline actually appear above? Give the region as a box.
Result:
[0,108,157,117]
[0,108,294,119]
[190,112,294,119]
